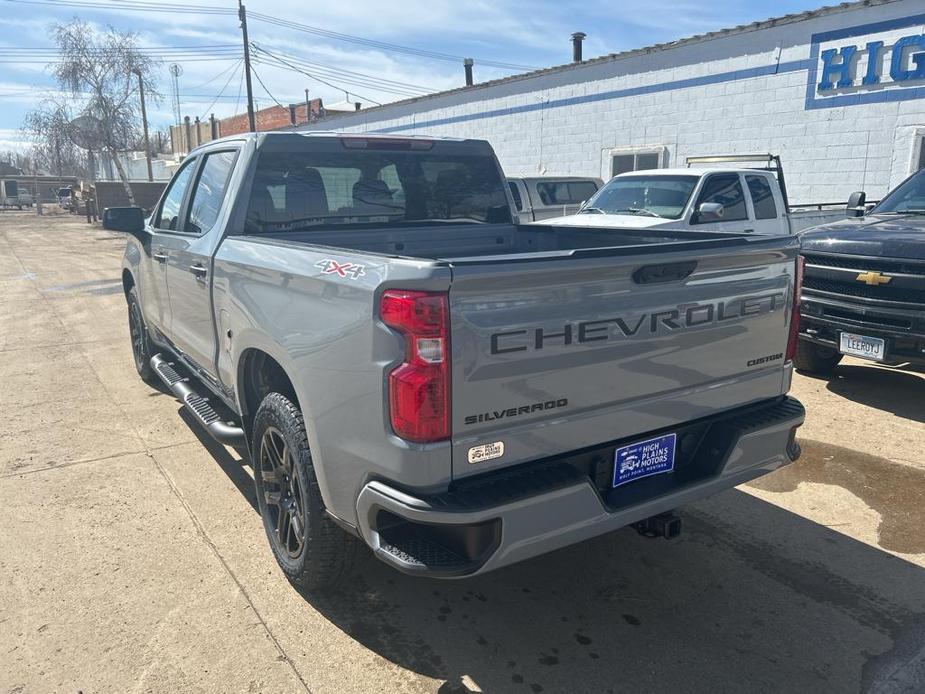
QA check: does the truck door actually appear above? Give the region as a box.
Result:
[144,156,198,337]
[745,174,788,235]
[688,172,752,233]
[162,148,239,379]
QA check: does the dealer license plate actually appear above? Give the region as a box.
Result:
[839,332,885,361]
[613,433,677,488]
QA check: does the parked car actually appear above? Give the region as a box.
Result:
[0,179,23,209]
[57,186,74,210]
[17,190,33,207]
[507,176,602,221]
[105,132,804,589]
[796,169,925,375]
[545,167,794,234]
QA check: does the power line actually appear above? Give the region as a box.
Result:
[253,46,435,94]
[4,0,538,72]
[185,59,243,91]
[252,55,427,99]
[249,64,285,111]
[199,59,242,119]
[249,45,381,106]
[232,58,245,119]
[3,0,235,15]
[0,44,239,53]
[248,11,538,72]
[253,57,424,99]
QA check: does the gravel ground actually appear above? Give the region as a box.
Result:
[1,210,923,694]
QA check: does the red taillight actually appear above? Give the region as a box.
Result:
[786,256,804,361]
[380,290,450,442]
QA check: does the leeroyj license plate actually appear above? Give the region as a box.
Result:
[839,332,885,361]
[613,432,677,488]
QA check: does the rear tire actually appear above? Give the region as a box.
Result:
[793,339,842,375]
[127,286,155,383]
[252,392,358,590]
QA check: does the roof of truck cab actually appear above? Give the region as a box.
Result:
[613,168,777,177]
[185,130,472,154]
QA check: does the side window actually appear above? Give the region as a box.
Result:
[535,181,598,206]
[154,160,196,230]
[694,173,747,223]
[508,181,523,211]
[185,150,238,234]
[746,175,777,220]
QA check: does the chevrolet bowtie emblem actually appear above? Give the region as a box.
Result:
[856,271,892,286]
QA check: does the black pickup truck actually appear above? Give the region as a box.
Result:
[796,169,925,374]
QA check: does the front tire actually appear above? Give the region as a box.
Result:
[793,339,842,375]
[127,286,155,383]
[252,392,357,590]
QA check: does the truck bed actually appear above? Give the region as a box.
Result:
[255,223,752,262]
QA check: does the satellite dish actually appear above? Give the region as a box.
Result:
[67,115,106,150]
[68,114,132,150]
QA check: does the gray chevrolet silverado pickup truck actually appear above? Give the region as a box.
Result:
[105,132,805,588]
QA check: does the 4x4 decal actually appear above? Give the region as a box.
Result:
[315,259,366,280]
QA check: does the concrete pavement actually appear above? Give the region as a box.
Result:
[1,210,923,693]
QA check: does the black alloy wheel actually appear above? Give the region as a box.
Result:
[258,425,306,560]
[127,286,154,382]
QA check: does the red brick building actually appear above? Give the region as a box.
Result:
[219,99,325,136]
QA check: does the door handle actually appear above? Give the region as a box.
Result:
[152,250,168,263]
[189,263,208,279]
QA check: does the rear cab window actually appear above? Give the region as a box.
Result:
[745,175,778,220]
[244,138,511,234]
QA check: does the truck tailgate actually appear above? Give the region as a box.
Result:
[448,239,798,479]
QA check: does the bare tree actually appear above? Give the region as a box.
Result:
[46,20,160,204]
[21,100,87,178]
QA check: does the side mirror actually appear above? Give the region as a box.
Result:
[847,191,866,217]
[697,202,725,222]
[103,206,145,234]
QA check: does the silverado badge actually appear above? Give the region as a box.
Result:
[856,271,892,286]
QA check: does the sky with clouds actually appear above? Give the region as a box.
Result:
[0,0,825,152]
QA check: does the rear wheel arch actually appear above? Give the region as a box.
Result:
[237,348,301,434]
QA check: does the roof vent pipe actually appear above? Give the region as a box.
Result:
[571,32,586,62]
[464,58,474,86]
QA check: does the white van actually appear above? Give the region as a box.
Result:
[0,180,23,209]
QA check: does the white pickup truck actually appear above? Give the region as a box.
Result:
[546,167,794,235]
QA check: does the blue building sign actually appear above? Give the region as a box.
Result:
[806,13,925,109]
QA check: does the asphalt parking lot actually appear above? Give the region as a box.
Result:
[1,210,924,694]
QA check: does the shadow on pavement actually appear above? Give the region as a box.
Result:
[173,407,925,693]
[822,363,925,424]
[296,490,925,693]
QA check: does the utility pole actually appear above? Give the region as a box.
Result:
[238,0,256,132]
[134,68,153,182]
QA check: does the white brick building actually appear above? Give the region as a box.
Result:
[297,0,925,205]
